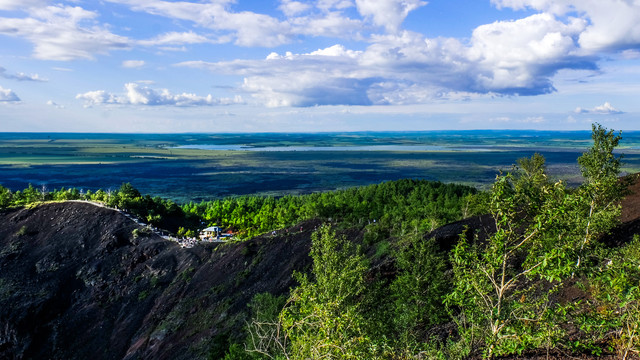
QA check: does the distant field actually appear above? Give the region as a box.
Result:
[2,131,640,203]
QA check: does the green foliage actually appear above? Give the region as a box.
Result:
[374,240,390,258]
[11,184,41,206]
[279,225,372,359]
[177,226,197,238]
[183,179,476,238]
[15,225,29,237]
[446,125,625,358]
[462,191,491,218]
[447,156,565,358]
[590,235,640,359]
[0,182,201,234]
[223,343,258,360]
[0,184,12,208]
[391,236,448,343]
[132,227,152,239]
[579,123,623,185]
[573,123,627,270]
[1,178,474,240]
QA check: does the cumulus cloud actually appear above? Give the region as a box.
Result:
[467,13,591,95]
[107,0,412,47]
[355,0,426,33]
[0,66,46,81]
[574,102,623,115]
[122,60,145,68]
[183,35,461,106]
[0,4,131,60]
[180,45,371,107]
[176,0,640,109]
[289,12,364,39]
[491,0,640,52]
[76,83,243,107]
[279,0,312,17]
[0,85,20,102]
[3,0,636,111]
[178,21,599,107]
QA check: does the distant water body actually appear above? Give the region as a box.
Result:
[172,144,492,152]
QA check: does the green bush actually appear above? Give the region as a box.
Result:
[590,235,640,359]
[445,124,625,358]
[391,235,448,343]
[280,225,371,359]
[15,225,29,236]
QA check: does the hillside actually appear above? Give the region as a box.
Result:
[1,175,639,359]
[0,202,319,360]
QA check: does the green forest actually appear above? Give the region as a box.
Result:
[0,176,478,239]
[1,124,639,359]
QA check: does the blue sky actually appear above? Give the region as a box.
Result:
[0,0,639,132]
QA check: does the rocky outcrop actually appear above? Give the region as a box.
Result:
[0,202,315,360]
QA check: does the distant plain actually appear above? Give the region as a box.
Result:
[2,131,640,203]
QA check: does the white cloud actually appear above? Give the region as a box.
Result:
[46,100,64,109]
[0,4,131,61]
[106,0,293,47]
[621,50,640,60]
[355,0,426,33]
[76,90,119,106]
[0,66,46,81]
[308,44,362,58]
[0,0,47,10]
[76,83,243,107]
[491,0,640,52]
[3,0,630,112]
[182,29,567,107]
[317,0,354,11]
[157,46,188,52]
[105,0,374,47]
[289,11,364,38]
[182,35,467,106]
[177,0,640,109]
[122,60,145,68]
[0,85,20,102]
[574,102,623,115]
[279,0,312,17]
[139,31,213,46]
[468,13,588,95]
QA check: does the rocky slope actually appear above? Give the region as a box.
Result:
[0,202,318,360]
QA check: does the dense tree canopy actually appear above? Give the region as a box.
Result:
[183,179,476,238]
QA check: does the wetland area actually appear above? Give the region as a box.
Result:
[2,130,640,203]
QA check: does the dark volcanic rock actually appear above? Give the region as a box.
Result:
[0,202,313,360]
[425,214,496,251]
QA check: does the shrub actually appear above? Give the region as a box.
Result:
[590,235,640,359]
